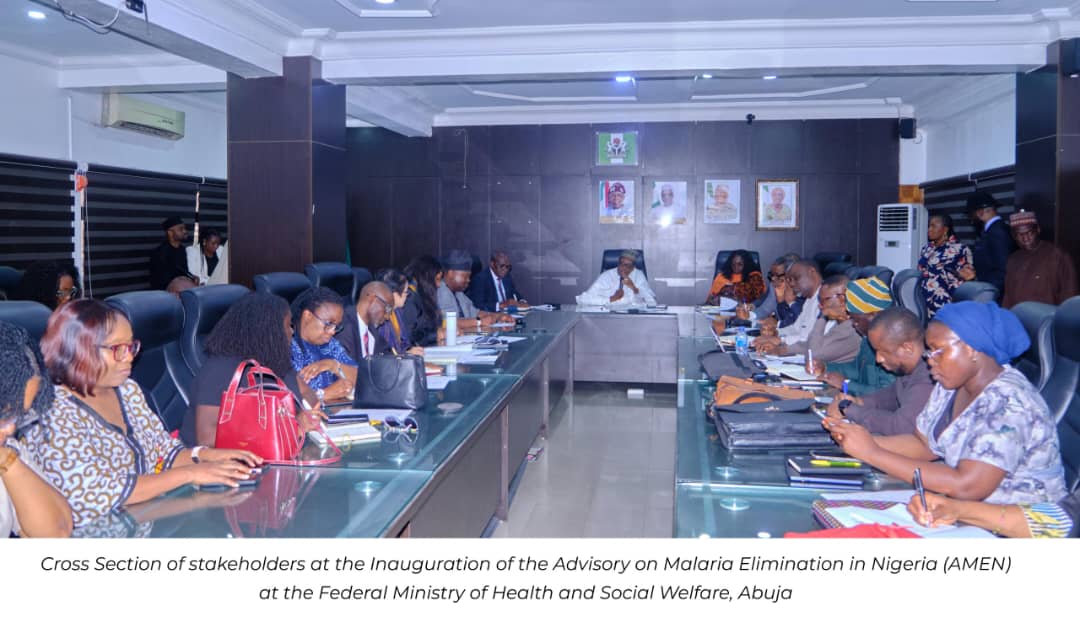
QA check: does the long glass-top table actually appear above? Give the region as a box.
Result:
[673,336,912,538]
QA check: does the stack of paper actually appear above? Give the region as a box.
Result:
[816,490,994,539]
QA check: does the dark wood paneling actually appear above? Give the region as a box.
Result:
[1058,135,1080,269]
[226,63,312,143]
[391,178,439,269]
[491,176,541,302]
[693,122,751,174]
[751,120,804,174]
[312,82,346,150]
[1014,136,1056,233]
[1017,52,1058,144]
[441,177,490,266]
[803,120,859,174]
[228,142,312,286]
[346,179,393,270]
[347,120,899,303]
[312,143,347,262]
[538,176,591,304]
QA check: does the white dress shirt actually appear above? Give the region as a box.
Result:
[779,285,820,346]
[355,312,375,358]
[576,267,657,306]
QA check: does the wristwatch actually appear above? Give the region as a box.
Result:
[191,445,206,464]
[0,445,19,475]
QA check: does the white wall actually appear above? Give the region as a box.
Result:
[899,135,927,184]
[0,52,226,178]
[921,79,1016,182]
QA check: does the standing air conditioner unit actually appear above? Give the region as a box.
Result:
[876,204,927,272]
[102,94,186,140]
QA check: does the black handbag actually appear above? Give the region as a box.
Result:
[354,353,428,410]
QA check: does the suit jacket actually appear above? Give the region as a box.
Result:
[973,218,1012,295]
[336,310,391,362]
[466,268,522,313]
[785,316,861,364]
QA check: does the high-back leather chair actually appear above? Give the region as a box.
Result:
[0,266,22,301]
[304,262,355,303]
[824,261,852,277]
[352,267,373,302]
[179,284,251,375]
[106,291,190,432]
[891,268,928,327]
[854,265,894,288]
[1011,302,1056,391]
[713,250,762,279]
[0,300,52,340]
[254,272,312,305]
[952,281,999,304]
[813,252,852,275]
[1040,296,1080,491]
[601,249,647,278]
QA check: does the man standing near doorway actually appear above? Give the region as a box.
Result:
[149,216,195,290]
[961,192,1011,296]
[1001,210,1078,307]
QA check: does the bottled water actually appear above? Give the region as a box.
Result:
[445,310,457,346]
[735,326,749,355]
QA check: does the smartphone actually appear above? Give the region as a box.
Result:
[327,413,370,425]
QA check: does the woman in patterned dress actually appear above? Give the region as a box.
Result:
[289,287,358,403]
[907,489,1079,538]
[824,301,1066,505]
[21,300,263,527]
[917,213,975,317]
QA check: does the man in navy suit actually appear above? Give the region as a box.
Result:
[466,251,527,313]
[962,191,1012,296]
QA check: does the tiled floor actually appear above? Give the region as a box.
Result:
[490,383,676,538]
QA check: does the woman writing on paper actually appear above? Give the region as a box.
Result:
[907,489,1079,538]
[824,301,1066,505]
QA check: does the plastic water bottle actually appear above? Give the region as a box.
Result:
[735,326,749,356]
[445,310,457,346]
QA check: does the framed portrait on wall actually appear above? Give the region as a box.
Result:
[599,179,635,224]
[648,181,687,226]
[596,131,639,166]
[756,179,799,230]
[703,179,740,224]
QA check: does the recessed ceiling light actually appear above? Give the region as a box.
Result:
[27,10,47,20]
[374,0,396,4]
[763,75,778,80]
[615,75,634,83]
[700,74,713,79]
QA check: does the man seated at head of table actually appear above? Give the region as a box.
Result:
[576,250,657,307]
[825,307,934,436]
[438,250,515,326]
[824,301,1066,505]
[813,277,896,396]
[752,259,822,350]
[757,275,860,364]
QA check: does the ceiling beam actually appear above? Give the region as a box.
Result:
[345,86,435,137]
[35,0,286,77]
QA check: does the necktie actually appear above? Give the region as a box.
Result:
[496,277,505,304]
[363,332,370,358]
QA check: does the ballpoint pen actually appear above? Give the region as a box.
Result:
[842,379,849,396]
[913,467,928,519]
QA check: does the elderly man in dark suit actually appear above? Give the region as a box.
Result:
[962,191,1012,296]
[466,250,527,313]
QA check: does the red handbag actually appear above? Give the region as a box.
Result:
[216,359,341,465]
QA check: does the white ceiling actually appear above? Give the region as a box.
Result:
[0,0,161,58]
[252,0,1075,32]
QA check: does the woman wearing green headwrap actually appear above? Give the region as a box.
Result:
[825,301,1066,504]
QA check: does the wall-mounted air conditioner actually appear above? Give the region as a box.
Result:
[876,204,927,272]
[102,93,186,140]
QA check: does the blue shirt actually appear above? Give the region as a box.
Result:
[290,336,357,390]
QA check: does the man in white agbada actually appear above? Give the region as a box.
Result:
[576,250,657,306]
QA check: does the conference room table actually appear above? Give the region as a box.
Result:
[73,305,907,538]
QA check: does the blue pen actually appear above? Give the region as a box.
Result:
[842,379,849,396]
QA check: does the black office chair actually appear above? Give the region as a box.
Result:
[0,300,52,340]
[179,284,251,375]
[813,252,852,275]
[0,266,21,301]
[106,291,191,432]
[1011,302,1056,391]
[713,250,762,279]
[601,249,646,278]
[305,262,355,303]
[840,265,859,279]
[891,269,928,327]
[1039,296,1080,491]
[854,265,894,288]
[952,281,999,304]
[254,272,312,305]
[352,267,373,300]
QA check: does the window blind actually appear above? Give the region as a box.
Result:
[920,165,1015,247]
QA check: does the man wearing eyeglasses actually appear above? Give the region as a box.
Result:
[438,250,515,327]
[763,275,860,363]
[466,250,528,313]
[337,281,399,360]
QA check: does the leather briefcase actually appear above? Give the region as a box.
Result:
[354,353,428,410]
